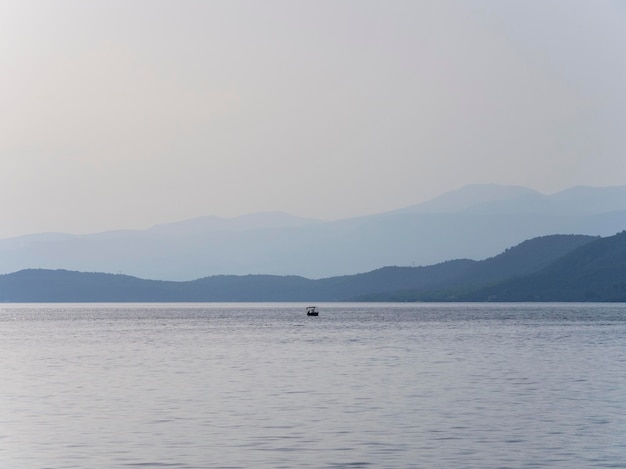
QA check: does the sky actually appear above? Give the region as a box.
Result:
[1,0,626,238]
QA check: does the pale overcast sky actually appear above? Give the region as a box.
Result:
[1,0,625,238]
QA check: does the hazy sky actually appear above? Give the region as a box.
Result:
[2,0,625,238]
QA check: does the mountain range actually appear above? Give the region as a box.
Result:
[2,184,626,281]
[4,231,626,302]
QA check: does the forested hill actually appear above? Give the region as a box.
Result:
[454,231,626,302]
[0,233,608,302]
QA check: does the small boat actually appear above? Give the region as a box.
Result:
[306,306,319,316]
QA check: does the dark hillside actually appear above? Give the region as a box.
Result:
[0,269,184,302]
[187,275,313,301]
[460,231,626,301]
[358,234,597,301]
[462,234,598,286]
[312,260,476,301]
[0,233,613,302]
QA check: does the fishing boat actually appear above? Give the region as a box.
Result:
[306,306,319,316]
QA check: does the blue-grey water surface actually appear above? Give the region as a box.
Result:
[1,303,626,468]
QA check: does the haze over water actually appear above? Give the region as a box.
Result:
[2,302,625,468]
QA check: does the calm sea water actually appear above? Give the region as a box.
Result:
[1,303,625,469]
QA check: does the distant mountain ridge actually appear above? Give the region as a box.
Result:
[1,184,626,280]
[150,211,321,234]
[0,233,601,302]
[396,184,626,215]
[394,184,544,214]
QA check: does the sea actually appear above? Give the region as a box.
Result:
[1,302,625,469]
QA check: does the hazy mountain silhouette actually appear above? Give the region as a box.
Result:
[395,184,626,215]
[393,184,545,214]
[1,185,626,280]
[0,233,599,302]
